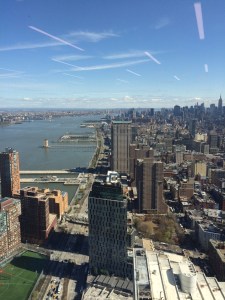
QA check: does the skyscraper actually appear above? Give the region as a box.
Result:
[218,95,223,115]
[88,182,128,277]
[136,158,166,213]
[189,119,197,138]
[129,144,153,185]
[0,148,20,198]
[111,121,132,173]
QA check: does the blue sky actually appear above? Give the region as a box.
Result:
[1,0,225,108]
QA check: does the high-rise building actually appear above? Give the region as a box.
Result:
[136,158,167,213]
[111,121,132,173]
[218,95,223,115]
[0,197,21,261]
[208,130,219,154]
[174,105,181,116]
[0,148,20,198]
[189,119,197,138]
[129,144,153,184]
[88,182,128,277]
[20,187,57,244]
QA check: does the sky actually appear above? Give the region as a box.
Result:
[1,0,225,109]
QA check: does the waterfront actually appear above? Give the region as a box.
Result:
[0,115,98,170]
[0,115,101,201]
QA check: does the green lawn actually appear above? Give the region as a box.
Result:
[0,251,47,300]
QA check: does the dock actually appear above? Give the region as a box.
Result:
[20,170,73,175]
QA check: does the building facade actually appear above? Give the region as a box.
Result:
[0,148,20,198]
[0,197,21,261]
[20,187,57,244]
[111,121,132,173]
[129,144,153,184]
[88,182,128,277]
[208,239,225,281]
[136,158,167,213]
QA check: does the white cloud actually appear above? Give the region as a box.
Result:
[0,41,61,52]
[71,59,149,72]
[155,17,170,30]
[104,50,148,60]
[66,30,119,42]
[63,73,84,79]
[0,30,118,52]
[52,55,92,62]
[117,78,129,84]
[0,67,24,78]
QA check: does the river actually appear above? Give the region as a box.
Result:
[0,115,101,201]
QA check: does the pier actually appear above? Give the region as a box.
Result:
[20,178,80,185]
[20,170,73,175]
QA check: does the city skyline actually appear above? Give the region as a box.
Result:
[1,0,225,108]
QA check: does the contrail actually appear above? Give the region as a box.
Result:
[63,73,83,79]
[0,67,22,73]
[174,75,180,81]
[117,78,129,83]
[144,51,161,64]
[194,2,205,39]
[29,26,84,51]
[126,69,141,77]
[204,64,208,72]
[52,59,84,70]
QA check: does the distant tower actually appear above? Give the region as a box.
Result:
[44,139,49,148]
[218,95,223,115]
[174,105,181,117]
[189,119,197,138]
[0,148,20,198]
[111,121,132,173]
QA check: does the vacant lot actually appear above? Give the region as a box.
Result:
[0,251,47,300]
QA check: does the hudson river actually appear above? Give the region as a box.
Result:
[0,115,100,201]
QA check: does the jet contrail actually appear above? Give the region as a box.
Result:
[117,78,129,83]
[126,69,141,76]
[194,2,205,40]
[144,51,161,64]
[52,59,84,70]
[63,73,83,79]
[29,26,84,51]
[174,75,180,81]
[204,64,208,72]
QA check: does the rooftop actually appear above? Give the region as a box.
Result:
[210,239,225,262]
[89,182,124,201]
[83,275,133,300]
[133,248,225,300]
